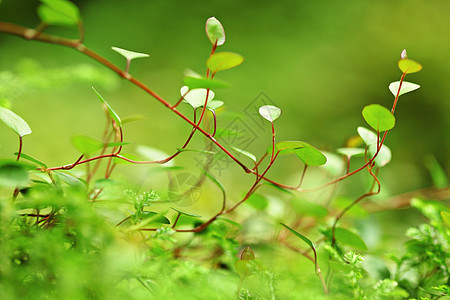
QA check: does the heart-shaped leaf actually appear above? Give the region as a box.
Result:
[294,145,327,166]
[92,87,122,127]
[362,104,395,132]
[180,86,215,109]
[206,100,224,111]
[38,0,80,26]
[206,52,243,73]
[259,105,281,122]
[273,141,308,153]
[357,126,378,146]
[111,47,149,61]
[0,106,32,137]
[205,17,225,46]
[398,58,422,74]
[389,81,420,97]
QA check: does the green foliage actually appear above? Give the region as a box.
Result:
[0,3,439,300]
[38,0,80,26]
[206,52,244,73]
[259,105,281,122]
[362,104,395,132]
[0,106,32,137]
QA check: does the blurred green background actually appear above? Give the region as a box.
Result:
[0,0,448,199]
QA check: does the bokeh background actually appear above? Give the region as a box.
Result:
[1,0,448,213]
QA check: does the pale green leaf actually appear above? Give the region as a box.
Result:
[336,147,365,158]
[180,86,215,109]
[111,46,149,61]
[362,104,395,132]
[206,52,243,73]
[205,17,225,46]
[0,106,32,137]
[389,81,420,97]
[259,105,281,122]
[206,100,224,111]
[368,143,392,167]
[357,126,378,146]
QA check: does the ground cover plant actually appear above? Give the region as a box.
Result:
[0,1,449,299]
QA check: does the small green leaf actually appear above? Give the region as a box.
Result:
[14,152,47,168]
[111,46,149,61]
[246,193,268,210]
[388,81,420,97]
[106,141,129,148]
[52,171,85,188]
[281,223,316,250]
[206,17,225,46]
[183,76,230,90]
[0,160,32,188]
[206,52,244,73]
[206,100,224,111]
[180,86,215,109]
[362,104,395,132]
[336,147,365,158]
[92,87,122,127]
[231,146,256,163]
[171,207,202,218]
[140,211,170,224]
[38,0,80,26]
[0,106,32,137]
[398,58,422,74]
[273,141,308,153]
[291,198,328,217]
[71,135,103,154]
[333,227,367,250]
[259,105,281,122]
[368,143,392,167]
[294,145,327,166]
[357,126,378,145]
